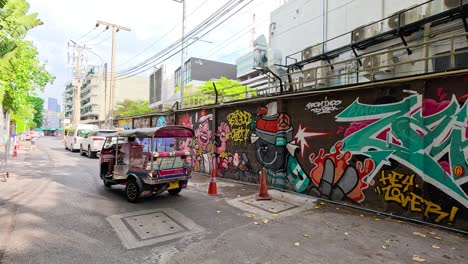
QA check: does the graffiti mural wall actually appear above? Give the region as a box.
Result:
[175,75,468,231]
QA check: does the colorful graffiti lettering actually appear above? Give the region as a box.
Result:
[376,170,459,223]
[308,141,375,203]
[251,102,310,192]
[305,97,342,115]
[226,110,252,143]
[336,94,468,208]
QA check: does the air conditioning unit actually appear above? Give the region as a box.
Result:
[352,27,366,43]
[444,0,468,8]
[291,76,304,90]
[364,23,380,39]
[362,51,394,74]
[388,7,423,29]
[303,65,330,85]
[302,44,323,60]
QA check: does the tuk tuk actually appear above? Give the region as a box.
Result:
[99,125,194,202]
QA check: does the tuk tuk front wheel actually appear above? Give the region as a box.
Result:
[125,179,140,203]
[103,179,112,188]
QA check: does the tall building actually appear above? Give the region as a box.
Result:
[44,97,62,129]
[47,97,60,112]
[174,57,237,88]
[149,64,175,108]
[268,0,468,88]
[63,66,149,126]
[236,51,268,92]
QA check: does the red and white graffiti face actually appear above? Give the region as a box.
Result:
[196,119,212,151]
[179,138,192,151]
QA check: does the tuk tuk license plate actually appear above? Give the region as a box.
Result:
[167,181,179,190]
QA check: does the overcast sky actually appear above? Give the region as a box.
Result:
[26,0,285,108]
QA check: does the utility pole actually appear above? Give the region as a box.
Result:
[95,20,130,128]
[173,0,185,108]
[69,40,89,125]
[103,63,108,128]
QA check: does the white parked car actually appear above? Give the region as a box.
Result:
[64,124,99,152]
[80,129,117,158]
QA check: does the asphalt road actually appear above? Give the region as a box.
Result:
[0,137,467,264]
[0,137,251,264]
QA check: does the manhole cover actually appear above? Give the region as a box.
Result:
[242,198,298,213]
[107,209,205,249]
[123,212,187,240]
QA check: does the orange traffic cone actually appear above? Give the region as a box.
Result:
[12,141,18,157]
[208,164,218,196]
[256,168,271,200]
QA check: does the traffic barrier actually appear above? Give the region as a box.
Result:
[208,165,218,196]
[256,167,271,200]
[12,141,18,157]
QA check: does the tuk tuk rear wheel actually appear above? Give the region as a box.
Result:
[168,188,182,195]
[125,179,140,203]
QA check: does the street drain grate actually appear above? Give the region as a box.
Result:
[107,209,205,249]
[242,198,298,214]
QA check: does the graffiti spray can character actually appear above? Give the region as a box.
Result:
[195,113,213,173]
[250,102,310,192]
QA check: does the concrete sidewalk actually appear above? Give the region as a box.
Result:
[182,172,467,264]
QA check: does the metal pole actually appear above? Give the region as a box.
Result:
[95,20,131,128]
[104,63,108,128]
[180,0,186,108]
[73,47,82,125]
[109,27,117,127]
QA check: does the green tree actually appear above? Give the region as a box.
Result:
[114,99,153,117]
[0,40,54,112]
[179,77,256,107]
[199,77,255,100]
[28,96,44,128]
[0,0,48,110]
[0,0,42,59]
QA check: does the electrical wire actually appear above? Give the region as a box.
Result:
[117,0,212,68]
[75,27,97,42]
[117,0,239,75]
[116,0,255,80]
[200,0,273,59]
[80,29,108,45]
[206,30,252,58]
[116,0,243,78]
[117,0,249,79]
[86,33,112,46]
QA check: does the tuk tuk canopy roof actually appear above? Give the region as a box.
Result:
[110,125,194,138]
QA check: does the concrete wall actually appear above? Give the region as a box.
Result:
[171,73,468,231]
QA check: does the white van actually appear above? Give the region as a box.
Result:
[64,124,99,152]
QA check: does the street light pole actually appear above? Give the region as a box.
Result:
[95,20,130,128]
[173,0,185,108]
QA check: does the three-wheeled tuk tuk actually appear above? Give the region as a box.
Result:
[99,126,194,202]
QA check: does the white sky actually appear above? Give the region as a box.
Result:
[26,0,285,107]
